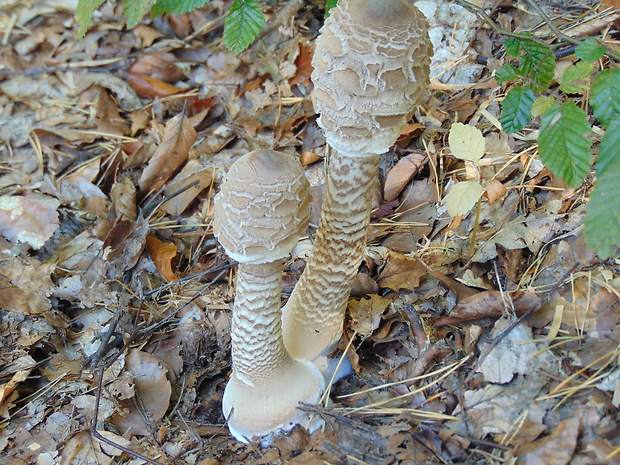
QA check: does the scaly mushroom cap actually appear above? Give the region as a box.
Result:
[213,150,311,264]
[311,0,432,157]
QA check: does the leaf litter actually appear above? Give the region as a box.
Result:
[0,0,619,464]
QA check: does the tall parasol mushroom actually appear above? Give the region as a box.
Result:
[282,0,432,368]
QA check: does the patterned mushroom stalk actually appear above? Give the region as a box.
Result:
[282,0,432,367]
[213,150,325,442]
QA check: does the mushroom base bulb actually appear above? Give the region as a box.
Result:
[222,358,326,443]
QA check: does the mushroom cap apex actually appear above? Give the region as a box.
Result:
[213,150,310,264]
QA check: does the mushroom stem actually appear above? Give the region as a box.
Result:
[282,152,379,362]
[230,261,289,385]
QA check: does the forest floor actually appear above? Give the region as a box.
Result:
[1,0,620,464]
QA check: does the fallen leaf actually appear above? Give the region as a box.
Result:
[432,291,539,327]
[145,236,179,282]
[515,417,580,465]
[160,159,213,216]
[139,112,197,194]
[0,195,60,249]
[289,41,313,88]
[130,52,185,82]
[110,349,171,436]
[94,85,130,136]
[128,73,185,99]
[377,252,426,291]
[383,152,426,201]
[347,294,394,337]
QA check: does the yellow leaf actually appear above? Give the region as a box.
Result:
[449,122,485,163]
[445,181,484,217]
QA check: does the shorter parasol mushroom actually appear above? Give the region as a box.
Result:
[213,149,325,442]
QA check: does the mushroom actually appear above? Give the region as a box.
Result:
[282,0,432,366]
[213,149,325,442]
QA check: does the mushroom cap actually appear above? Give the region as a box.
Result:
[311,0,432,157]
[213,150,311,264]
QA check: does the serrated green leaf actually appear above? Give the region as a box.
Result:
[449,123,485,162]
[75,0,106,38]
[500,86,535,133]
[558,61,593,94]
[123,0,156,28]
[538,101,592,187]
[504,37,523,57]
[325,0,338,17]
[531,95,556,118]
[445,181,484,217]
[495,64,520,84]
[591,68,620,127]
[575,38,606,63]
[596,116,620,175]
[514,40,555,93]
[224,0,265,55]
[584,156,620,258]
[151,0,209,17]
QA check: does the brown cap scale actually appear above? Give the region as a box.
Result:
[282,0,432,368]
[213,150,325,442]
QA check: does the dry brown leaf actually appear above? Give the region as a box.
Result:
[289,41,313,88]
[130,52,185,82]
[0,370,30,418]
[384,153,427,201]
[110,176,137,221]
[110,349,172,436]
[0,195,60,249]
[0,259,55,316]
[377,251,426,291]
[485,179,506,204]
[347,294,394,337]
[128,73,185,99]
[94,85,130,136]
[58,430,113,465]
[514,417,580,465]
[132,24,165,47]
[432,290,539,327]
[161,159,213,216]
[145,236,179,282]
[139,112,197,193]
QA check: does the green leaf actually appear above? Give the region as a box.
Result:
[538,101,592,187]
[584,156,620,258]
[445,181,484,217]
[531,95,556,118]
[123,0,156,28]
[500,86,535,133]
[75,0,106,38]
[325,0,338,17]
[596,116,620,175]
[591,68,620,127]
[152,0,209,17]
[224,0,265,55]
[558,61,593,94]
[575,38,606,63]
[495,64,520,84]
[516,40,555,92]
[504,37,523,58]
